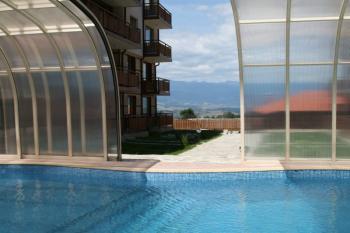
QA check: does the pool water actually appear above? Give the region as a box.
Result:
[2,166,350,233]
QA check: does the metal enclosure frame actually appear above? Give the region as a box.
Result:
[0,0,122,160]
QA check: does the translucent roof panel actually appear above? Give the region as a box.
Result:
[241,23,285,65]
[235,0,286,21]
[291,0,343,19]
[290,21,337,63]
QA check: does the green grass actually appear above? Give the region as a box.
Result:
[248,131,350,158]
[122,130,222,155]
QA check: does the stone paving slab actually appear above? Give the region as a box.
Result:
[123,132,241,163]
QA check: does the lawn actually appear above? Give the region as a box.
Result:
[122,130,222,155]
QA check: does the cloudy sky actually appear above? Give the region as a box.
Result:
[158,0,239,83]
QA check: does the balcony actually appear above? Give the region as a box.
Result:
[99,0,141,8]
[142,78,170,96]
[81,0,141,49]
[144,2,172,29]
[144,40,172,63]
[117,67,141,93]
[122,112,173,133]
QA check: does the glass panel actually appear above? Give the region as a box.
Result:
[235,0,286,21]
[338,20,350,63]
[0,10,41,35]
[14,73,34,155]
[0,77,17,155]
[336,65,350,158]
[67,72,82,154]
[32,73,49,154]
[241,23,285,65]
[0,36,25,69]
[68,71,103,156]
[291,0,342,18]
[0,56,17,155]
[25,7,80,33]
[290,21,337,63]
[244,66,286,158]
[290,65,333,158]
[103,69,118,154]
[46,72,67,155]
[16,34,59,68]
[82,71,103,155]
[53,32,96,67]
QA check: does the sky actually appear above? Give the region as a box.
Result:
[158,0,239,83]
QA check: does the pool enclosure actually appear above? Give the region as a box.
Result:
[0,0,121,160]
[231,0,350,160]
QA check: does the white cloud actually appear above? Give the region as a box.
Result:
[158,3,239,83]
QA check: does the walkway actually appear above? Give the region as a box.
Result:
[123,132,241,163]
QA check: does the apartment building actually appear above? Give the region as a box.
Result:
[81,0,173,134]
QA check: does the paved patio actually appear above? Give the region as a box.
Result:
[123,132,241,163]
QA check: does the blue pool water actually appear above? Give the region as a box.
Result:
[2,166,350,233]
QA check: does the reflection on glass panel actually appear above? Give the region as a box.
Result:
[0,37,25,69]
[236,0,286,21]
[16,34,59,68]
[241,23,285,65]
[290,21,337,63]
[47,72,67,155]
[338,20,350,63]
[291,0,342,18]
[244,66,285,158]
[336,65,350,158]
[14,73,34,155]
[290,65,332,158]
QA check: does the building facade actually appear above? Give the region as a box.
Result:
[81,0,173,135]
[231,0,350,161]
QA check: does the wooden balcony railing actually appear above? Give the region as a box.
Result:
[144,2,172,26]
[141,78,170,96]
[144,40,172,58]
[117,67,140,88]
[81,0,141,44]
[122,112,173,132]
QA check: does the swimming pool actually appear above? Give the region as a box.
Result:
[2,166,350,233]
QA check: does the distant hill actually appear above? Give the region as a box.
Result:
[158,81,240,117]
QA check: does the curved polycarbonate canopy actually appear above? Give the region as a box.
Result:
[231,0,350,160]
[0,0,121,159]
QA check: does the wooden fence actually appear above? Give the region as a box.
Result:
[173,119,240,131]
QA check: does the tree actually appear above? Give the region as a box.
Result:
[180,108,197,119]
